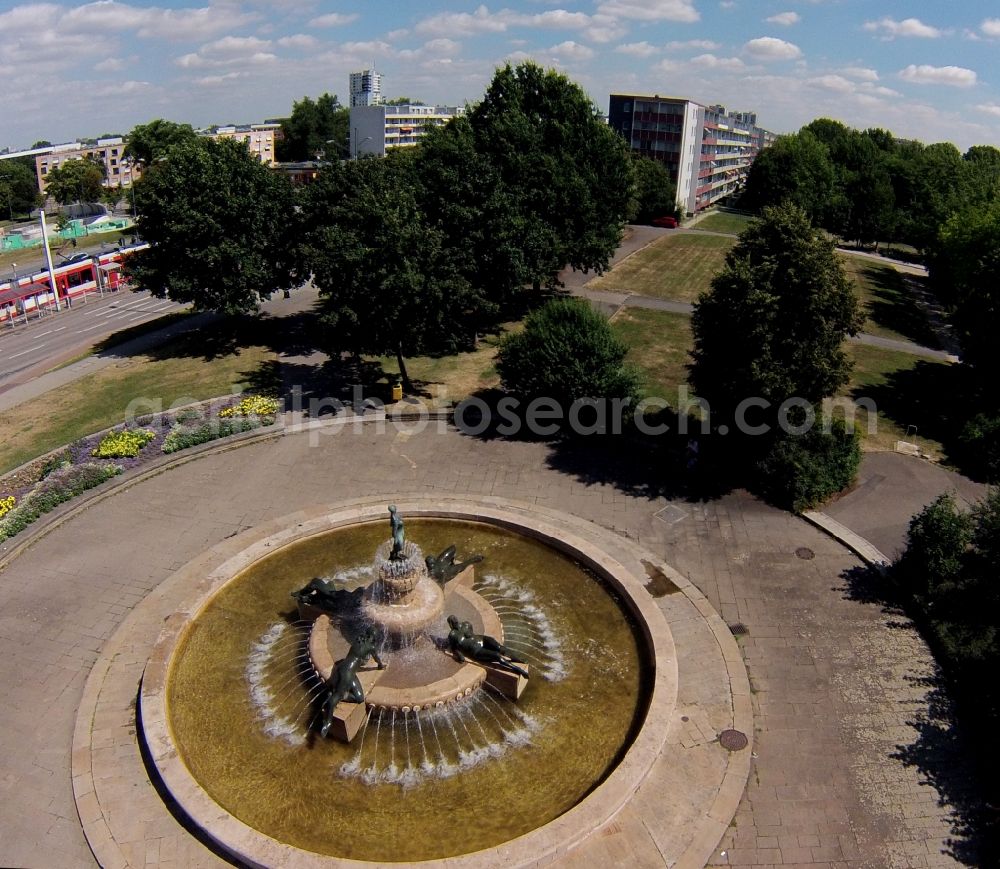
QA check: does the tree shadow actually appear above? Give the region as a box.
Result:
[861,265,941,349]
[837,565,995,866]
[454,395,734,502]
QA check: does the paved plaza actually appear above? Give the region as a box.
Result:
[0,413,984,867]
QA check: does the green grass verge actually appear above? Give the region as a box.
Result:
[839,255,939,348]
[0,344,276,475]
[610,308,693,402]
[691,212,753,234]
[586,233,735,303]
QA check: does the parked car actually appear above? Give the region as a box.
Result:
[651,215,678,228]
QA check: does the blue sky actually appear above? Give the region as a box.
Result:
[2,0,999,151]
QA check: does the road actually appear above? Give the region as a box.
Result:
[0,288,186,389]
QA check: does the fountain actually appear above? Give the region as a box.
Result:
[298,507,531,744]
[132,499,700,866]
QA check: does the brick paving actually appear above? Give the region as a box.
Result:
[0,425,981,867]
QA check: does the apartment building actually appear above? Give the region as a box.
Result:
[203,124,279,167]
[350,67,382,108]
[607,94,773,214]
[349,103,462,158]
[30,138,139,193]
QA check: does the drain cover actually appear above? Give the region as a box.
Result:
[728,622,749,636]
[796,547,815,560]
[719,729,749,751]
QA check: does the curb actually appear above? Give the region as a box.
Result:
[800,509,891,570]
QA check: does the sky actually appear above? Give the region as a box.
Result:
[2,0,1000,151]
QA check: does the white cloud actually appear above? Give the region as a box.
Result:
[807,74,854,93]
[898,64,977,87]
[766,12,800,26]
[665,39,721,50]
[690,53,745,70]
[308,12,358,28]
[414,5,624,42]
[839,66,879,82]
[982,19,1000,38]
[596,0,699,22]
[276,34,318,50]
[976,103,1000,117]
[743,37,801,60]
[94,56,124,71]
[615,41,658,57]
[547,40,594,61]
[863,17,944,40]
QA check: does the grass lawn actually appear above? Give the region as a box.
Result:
[610,308,693,401]
[376,330,507,402]
[692,212,754,235]
[839,255,939,348]
[0,344,275,475]
[841,343,948,457]
[586,233,734,303]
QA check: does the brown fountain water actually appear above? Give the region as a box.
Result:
[165,517,651,862]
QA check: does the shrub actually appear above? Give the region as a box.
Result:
[0,463,122,542]
[752,418,862,512]
[496,299,640,410]
[162,418,262,454]
[92,428,156,458]
[958,413,1000,483]
[219,395,280,419]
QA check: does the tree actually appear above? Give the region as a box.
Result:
[124,119,198,166]
[124,138,300,313]
[496,298,639,409]
[300,151,484,389]
[277,93,349,161]
[383,96,424,106]
[43,158,104,205]
[690,202,864,421]
[629,155,678,223]
[0,160,40,217]
[467,61,634,289]
[99,184,122,214]
[740,131,835,224]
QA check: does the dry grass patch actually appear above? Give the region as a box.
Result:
[610,308,693,401]
[586,233,734,303]
[0,345,275,475]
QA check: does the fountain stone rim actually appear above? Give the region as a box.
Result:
[136,498,681,868]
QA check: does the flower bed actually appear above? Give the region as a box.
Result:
[0,394,282,547]
[0,463,123,543]
[92,428,156,459]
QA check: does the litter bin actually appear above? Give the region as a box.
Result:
[391,382,403,402]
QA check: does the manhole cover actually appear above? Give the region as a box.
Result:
[796,547,815,560]
[719,729,749,751]
[728,622,749,636]
[653,504,688,526]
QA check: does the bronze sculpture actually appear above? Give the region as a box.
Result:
[319,628,386,739]
[388,505,405,561]
[425,545,484,584]
[446,615,528,678]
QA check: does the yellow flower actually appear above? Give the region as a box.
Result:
[219,395,280,419]
[0,495,16,520]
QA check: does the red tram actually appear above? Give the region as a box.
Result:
[0,242,148,324]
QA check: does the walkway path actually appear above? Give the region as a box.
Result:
[0,425,982,867]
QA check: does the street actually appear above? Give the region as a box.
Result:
[0,288,186,387]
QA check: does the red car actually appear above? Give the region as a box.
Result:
[652,215,678,228]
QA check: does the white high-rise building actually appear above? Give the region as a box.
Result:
[350,67,382,108]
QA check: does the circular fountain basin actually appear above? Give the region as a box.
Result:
[139,501,677,866]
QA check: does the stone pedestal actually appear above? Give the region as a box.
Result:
[326,668,385,743]
[483,663,529,701]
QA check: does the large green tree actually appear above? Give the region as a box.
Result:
[690,202,864,420]
[43,158,104,205]
[0,160,40,217]
[300,151,484,388]
[929,199,1000,383]
[124,119,198,166]
[740,131,836,224]
[124,138,300,313]
[467,61,634,288]
[629,155,678,223]
[277,93,349,161]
